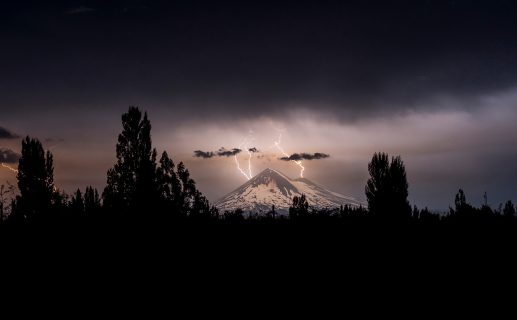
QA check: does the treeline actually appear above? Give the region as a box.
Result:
[0,106,515,227]
[284,191,516,225]
[284,153,516,225]
[1,107,218,226]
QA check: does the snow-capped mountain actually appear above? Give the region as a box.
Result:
[215,168,364,214]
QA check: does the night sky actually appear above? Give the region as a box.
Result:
[1,0,517,209]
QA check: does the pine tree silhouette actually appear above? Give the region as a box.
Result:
[13,137,55,221]
[103,107,159,215]
[156,151,183,217]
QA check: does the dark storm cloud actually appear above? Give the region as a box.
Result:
[194,147,242,158]
[193,150,215,159]
[4,1,517,122]
[0,148,20,164]
[65,6,95,15]
[0,127,19,139]
[280,153,330,161]
[217,148,242,157]
[1,1,516,209]
[248,148,259,153]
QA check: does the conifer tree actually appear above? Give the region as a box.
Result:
[14,137,55,220]
[103,107,158,214]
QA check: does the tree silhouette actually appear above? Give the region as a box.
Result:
[190,190,211,219]
[84,186,101,216]
[269,205,277,219]
[156,151,183,216]
[224,208,244,221]
[455,189,467,210]
[0,184,9,221]
[446,188,498,222]
[175,161,216,220]
[176,162,194,212]
[503,200,515,218]
[70,189,85,216]
[13,137,55,221]
[289,194,309,219]
[365,152,411,220]
[450,188,477,219]
[103,107,158,215]
[102,106,215,220]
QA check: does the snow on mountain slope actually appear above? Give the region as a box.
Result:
[215,168,364,214]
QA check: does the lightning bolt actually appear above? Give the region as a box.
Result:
[234,154,251,180]
[2,161,56,194]
[233,132,254,180]
[247,148,253,178]
[274,132,305,178]
[1,163,18,174]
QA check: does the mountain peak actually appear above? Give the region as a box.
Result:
[239,167,299,198]
[260,167,276,173]
[255,167,286,178]
[215,168,363,214]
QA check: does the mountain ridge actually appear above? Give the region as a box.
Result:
[215,168,364,214]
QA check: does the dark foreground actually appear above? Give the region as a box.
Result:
[1,216,516,313]
[3,215,517,263]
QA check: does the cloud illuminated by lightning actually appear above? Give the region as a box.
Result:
[192,133,258,181]
[274,132,305,178]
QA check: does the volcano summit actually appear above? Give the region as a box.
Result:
[215,168,363,214]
